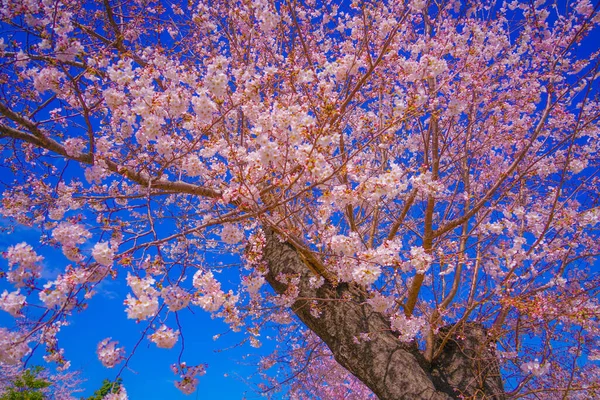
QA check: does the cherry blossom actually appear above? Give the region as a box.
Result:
[92,242,115,267]
[0,290,25,317]
[123,292,159,321]
[220,223,244,245]
[352,263,382,286]
[366,292,393,314]
[161,285,190,312]
[96,339,124,368]
[171,363,206,395]
[0,329,29,365]
[408,246,433,274]
[390,314,428,343]
[521,359,550,377]
[3,243,42,287]
[148,325,179,349]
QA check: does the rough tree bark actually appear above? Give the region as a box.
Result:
[262,228,506,400]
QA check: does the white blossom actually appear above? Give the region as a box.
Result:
[0,290,25,317]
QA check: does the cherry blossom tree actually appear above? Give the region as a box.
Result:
[0,0,599,398]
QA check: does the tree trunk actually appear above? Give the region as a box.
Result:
[262,228,505,400]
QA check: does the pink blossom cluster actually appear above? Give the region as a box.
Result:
[204,57,229,99]
[242,273,265,295]
[39,279,71,309]
[408,246,433,274]
[96,338,124,368]
[220,223,244,245]
[62,138,87,158]
[520,359,550,377]
[84,161,109,185]
[360,239,404,269]
[190,91,217,125]
[390,314,427,343]
[91,242,115,267]
[327,234,408,286]
[357,164,408,203]
[0,329,29,365]
[148,325,179,349]
[192,270,226,312]
[409,172,446,197]
[352,263,382,286]
[329,233,363,256]
[191,270,241,330]
[171,362,206,395]
[3,242,42,287]
[124,274,159,320]
[254,0,279,33]
[366,292,393,314]
[32,67,65,93]
[0,290,25,317]
[38,267,94,310]
[181,154,208,177]
[41,322,71,369]
[52,222,92,261]
[161,285,190,312]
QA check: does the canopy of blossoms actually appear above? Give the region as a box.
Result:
[0,0,599,397]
